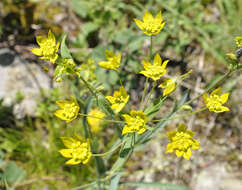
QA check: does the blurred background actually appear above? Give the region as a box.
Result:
[0,0,241,189]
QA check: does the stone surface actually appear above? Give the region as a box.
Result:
[192,164,242,190]
[0,48,51,118]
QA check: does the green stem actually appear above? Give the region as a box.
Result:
[150,35,153,60]
[115,70,123,86]
[140,78,149,109]
[79,75,98,102]
[151,107,207,123]
[79,113,124,124]
[92,142,123,157]
[143,81,156,110]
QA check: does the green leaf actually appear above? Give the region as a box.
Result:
[109,172,123,190]
[61,34,72,59]
[144,95,167,121]
[4,162,25,184]
[71,0,88,18]
[97,94,115,116]
[120,182,189,190]
[82,22,99,36]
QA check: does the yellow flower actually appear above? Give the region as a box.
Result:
[98,50,121,70]
[203,87,230,113]
[59,135,92,165]
[235,36,242,48]
[140,53,169,81]
[30,30,60,63]
[54,95,80,123]
[87,109,105,133]
[54,58,81,82]
[122,110,147,135]
[158,78,176,96]
[106,86,129,113]
[134,10,166,36]
[166,123,200,160]
[158,70,192,96]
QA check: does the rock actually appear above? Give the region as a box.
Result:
[192,164,242,190]
[0,48,51,119]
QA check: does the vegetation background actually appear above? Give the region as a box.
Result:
[0,0,241,189]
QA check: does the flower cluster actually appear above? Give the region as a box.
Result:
[98,50,121,70]
[203,87,230,113]
[235,36,242,48]
[59,135,92,165]
[166,123,200,160]
[140,53,169,81]
[88,108,105,133]
[54,95,80,123]
[122,110,147,135]
[30,30,59,63]
[106,86,129,113]
[134,10,166,36]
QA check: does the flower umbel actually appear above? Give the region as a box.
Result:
[134,10,166,36]
[122,110,147,135]
[235,36,242,48]
[54,95,80,122]
[98,50,121,70]
[106,86,129,113]
[59,135,92,165]
[166,123,200,160]
[159,78,177,96]
[140,53,169,81]
[30,30,60,63]
[203,87,230,113]
[87,108,105,133]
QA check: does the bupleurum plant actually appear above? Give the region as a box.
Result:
[31,9,241,189]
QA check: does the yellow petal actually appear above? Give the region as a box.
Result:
[220,106,230,112]
[30,48,42,56]
[134,18,144,30]
[211,87,221,95]
[54,110,65,120]
[203,93,209,104]
[143,10,153,22]
[59,149,72,158]
[166,143,174,153]
[167,131,176,140]
[220,93,230,104]
[155,10,163,22]
[137,127,146,134]
[161,60,169,69]
[60,137,75,148]
[142,60,151,70]
[56,100,69,108]
[48,30,56,43]
[153,53,161,66]
[163,81,176,96]
[183,149,191,160]
[106,96,115,104]
[105,50,115,59]
[98,61,110,69]
[36,35,46,45]
[65,158,81,165]
[176,150,183,157]
[122,125,131,135]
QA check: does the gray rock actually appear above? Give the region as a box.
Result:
[0,48,51,118]
[193,164,242,190]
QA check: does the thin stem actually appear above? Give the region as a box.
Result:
[140,78,149,109]
[151,107,207,123]
[79,75,98,102]
[150,35,153,60]
[115,70,123,86]
[78,113,124,124]
[143,81,156,110]
[92,142,123,157]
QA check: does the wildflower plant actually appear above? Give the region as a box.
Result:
[30,9,241,189]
